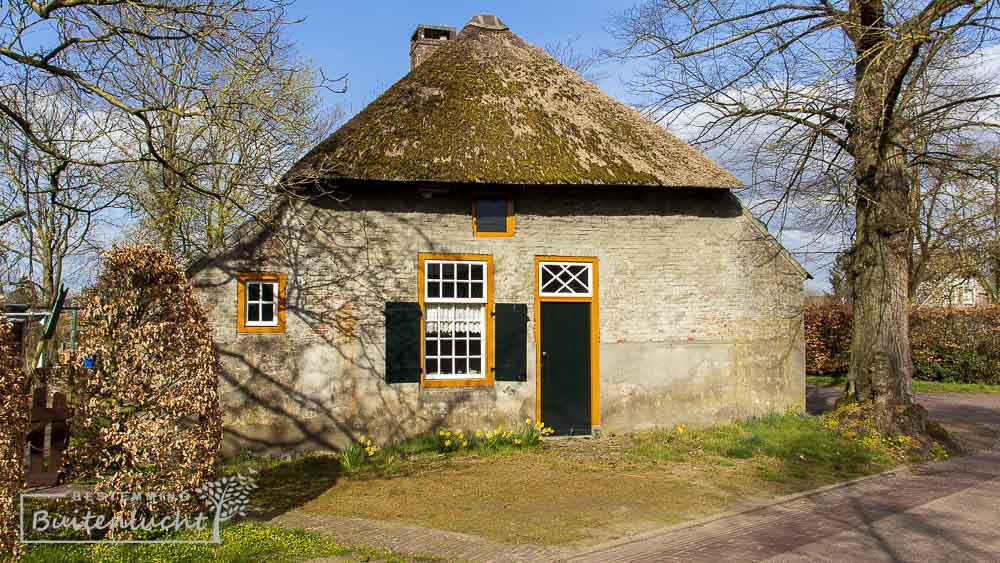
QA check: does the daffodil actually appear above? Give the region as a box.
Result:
[475,431,482,437]
[461,440,468,447]
[444,440,452,447]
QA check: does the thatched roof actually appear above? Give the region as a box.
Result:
[287,16,741,189]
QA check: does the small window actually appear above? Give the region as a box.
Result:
[473,197,514,237]
[238,273,286,333]
[962,280,975,305]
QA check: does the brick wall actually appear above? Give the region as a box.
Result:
[190,186,806,453]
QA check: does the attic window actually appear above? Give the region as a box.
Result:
[473,197,514,237]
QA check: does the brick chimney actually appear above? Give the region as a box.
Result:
[410,24,455,70]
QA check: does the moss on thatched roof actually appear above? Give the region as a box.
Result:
[288,20,741,189]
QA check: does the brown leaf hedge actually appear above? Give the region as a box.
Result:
[0,301,30,561]
[69,245,222,515]
[806,303,1000,384]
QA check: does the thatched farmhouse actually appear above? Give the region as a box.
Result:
[189,14,809,451]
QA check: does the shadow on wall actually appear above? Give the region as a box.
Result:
[191,187,487,455]
[189,184,804,455]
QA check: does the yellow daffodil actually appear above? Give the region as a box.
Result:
[444,440,452,447]
[462,440,468,447]
[475,431,482,437]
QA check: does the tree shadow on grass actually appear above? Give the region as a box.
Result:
[229,454,344,521]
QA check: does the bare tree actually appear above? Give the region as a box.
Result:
[908,147,999,300]
[117,35,339,261]
[545,36,608,83]
[612,0,1000,432]
[0,79,125,304]
[0,1,345,225]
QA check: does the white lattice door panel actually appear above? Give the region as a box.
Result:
[538,261,593,297]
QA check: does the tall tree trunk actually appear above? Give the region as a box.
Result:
[847,144,915,424]
[845,1,926,433]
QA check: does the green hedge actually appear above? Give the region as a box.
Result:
[805,304,1000,384]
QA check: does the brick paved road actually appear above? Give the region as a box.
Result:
[568,388,1000,563]
[568,450,1000,562]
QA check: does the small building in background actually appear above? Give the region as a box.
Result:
[914,276,994,309]
[3,302,80,368]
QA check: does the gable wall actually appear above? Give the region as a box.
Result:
[190,186,805,453]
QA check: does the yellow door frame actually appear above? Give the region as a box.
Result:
[533,256,600,429]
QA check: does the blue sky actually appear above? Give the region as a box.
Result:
[285,1,636,116]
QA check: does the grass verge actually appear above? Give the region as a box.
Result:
[629,413,898,481]
[808,375,1000,394]
[21,521,420,563]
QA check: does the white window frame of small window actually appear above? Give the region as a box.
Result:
[245,280,280,327]
[423,259,489,381]
[962,280,976,305]
[538,261,593,298]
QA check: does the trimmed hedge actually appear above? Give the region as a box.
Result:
[805,304,1000,384]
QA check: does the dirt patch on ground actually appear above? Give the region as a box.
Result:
[290,435,880,547]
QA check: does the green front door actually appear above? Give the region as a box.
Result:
[540,301,591,435]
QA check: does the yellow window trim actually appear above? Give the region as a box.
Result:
[418,253,495,388]
[533,256,600,429]
[472,196,515,238]
[237,272,287,334]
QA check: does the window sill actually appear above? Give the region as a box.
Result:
[237,325,285,334]
[421,377,493,389]
[473,230,515,238]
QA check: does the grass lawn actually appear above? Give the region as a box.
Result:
[241,413,903,547]
[21,520,423,563]
[808,375,1000,394]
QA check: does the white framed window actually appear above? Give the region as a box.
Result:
[245,280,279,326]
[962,280,976,305]
[539,261,593,297]
[423,259,488,380]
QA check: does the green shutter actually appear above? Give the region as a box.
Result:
[494,303,528,382]
[385,302,421,383]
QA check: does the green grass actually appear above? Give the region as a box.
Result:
[21,521,417,563]
[808,375,1000,394]
[629,413,896,481]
